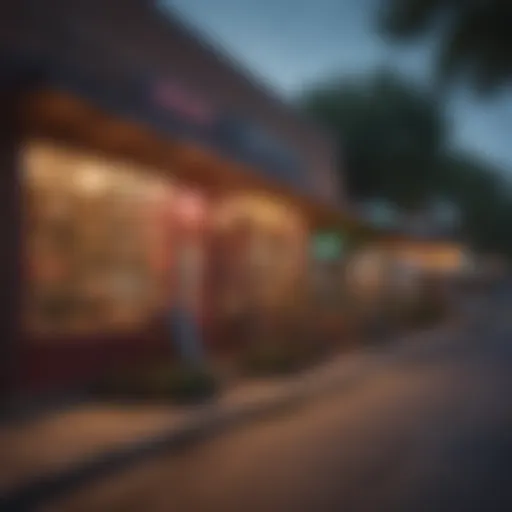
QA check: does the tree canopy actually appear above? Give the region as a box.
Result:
[300,68,512,257]
[379,0,512,94]
[301,69,447,209]
[439,153,512,253]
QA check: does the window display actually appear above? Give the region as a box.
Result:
[212,195,306,318]
[23,141,177,338]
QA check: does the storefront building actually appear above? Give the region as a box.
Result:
[0,1,351,397]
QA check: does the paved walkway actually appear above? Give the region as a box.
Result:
[0,352,384,494]
[0,321,461,505]
[47,311,512,512]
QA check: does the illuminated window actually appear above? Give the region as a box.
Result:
[212,195,306,312]
[23,141,177,338]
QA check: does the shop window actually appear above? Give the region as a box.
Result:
[23,141,176,338]
[212,196,306,316]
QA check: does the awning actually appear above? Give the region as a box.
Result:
[6,52,372,233]
[2,52,312,192]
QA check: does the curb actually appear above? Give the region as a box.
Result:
[0,385,328,512]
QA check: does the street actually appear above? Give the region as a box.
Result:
[42,291,512,512]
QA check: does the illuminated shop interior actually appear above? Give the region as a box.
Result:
[23,140,207,338]
[212,194,307,318]
[23,140,310,345]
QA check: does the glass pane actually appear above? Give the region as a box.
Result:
[23,141,176,338]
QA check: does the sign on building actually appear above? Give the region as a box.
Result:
[311,232,344,261]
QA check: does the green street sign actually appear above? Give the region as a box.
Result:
[312,232,344,261]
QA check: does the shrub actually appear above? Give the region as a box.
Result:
[164,365,218,405]
[241,342,301,377]
[93,363,218,405]
[408,296,447,327]
[403,282,450,328]
[240,333,328,377]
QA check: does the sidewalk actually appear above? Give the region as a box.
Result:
[0,322,460,506]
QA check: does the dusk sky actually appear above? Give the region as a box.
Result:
[169,0,512,172]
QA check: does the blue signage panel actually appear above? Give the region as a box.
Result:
[148,78,307,191]
[214,114,307,188]
[151,82,308,190]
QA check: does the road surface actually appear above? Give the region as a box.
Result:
[44,291,512,512]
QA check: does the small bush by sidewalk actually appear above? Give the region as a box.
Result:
[236,301,330,377]
[240,335,329,377]
[163,366,217,405]
[360,285,451,344]
[93,363,218,405]
[241,342,301,376]
[406,296,447,328]
[406,277,452,329]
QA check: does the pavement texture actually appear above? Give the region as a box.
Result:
[0,315,463,512]
[23,290,512,512]
[0,342,399,502]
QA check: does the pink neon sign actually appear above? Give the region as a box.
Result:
[152,81,214,125]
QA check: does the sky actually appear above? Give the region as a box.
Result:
[167,0,512,172]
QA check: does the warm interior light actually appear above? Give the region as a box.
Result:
[144,179,174,203]
[214,194,303,233]
[176,189,205,225]
[74,163,109,196]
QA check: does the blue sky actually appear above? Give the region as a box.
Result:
[168,0,512,172]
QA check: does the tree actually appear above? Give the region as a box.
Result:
[301,68,512,257]
[300,69,447,209]
[380,0,512,94]
[378,2,512,258]
[439,154,512,254]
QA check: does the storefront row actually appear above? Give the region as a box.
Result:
[20,140,311,391]
[20,139,461,394]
